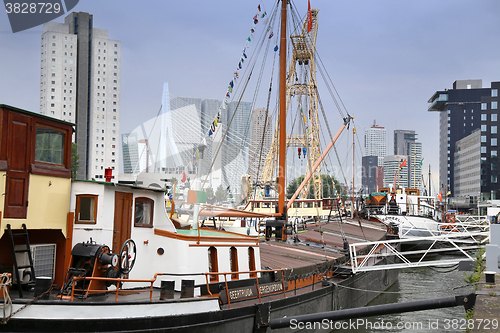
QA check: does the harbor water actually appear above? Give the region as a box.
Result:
[337,258,475,332]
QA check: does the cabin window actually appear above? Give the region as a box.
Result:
[262,202,270,208]
[230,247,239,280]
[208,246,218,282]
[76,195,98,224]
[134,197,154,227]
[304,202,314,208]
[248,247,256,278]
[293,202,301,208]
[35,126,65,165]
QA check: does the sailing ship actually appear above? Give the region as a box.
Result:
[1,2,398,332]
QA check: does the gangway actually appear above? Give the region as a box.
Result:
[349,231,489,273]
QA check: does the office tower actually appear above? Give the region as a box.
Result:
[454,129,480,198]
[364,120,386,166]
[248,108,272,182]
[393,130,423,189]
[428,80,491,195]
[40,12,121,180]
[394,130,416,155]
[479,82,500,202]
[121,132,139,174]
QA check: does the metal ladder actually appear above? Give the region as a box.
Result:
[6,224,36,298]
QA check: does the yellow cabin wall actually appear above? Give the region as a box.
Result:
[0,173,71,238]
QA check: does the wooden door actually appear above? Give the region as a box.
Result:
[112,191,133,252]
[4,112,31,218]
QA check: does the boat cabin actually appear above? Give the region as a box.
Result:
[70,180,261,289]
[0,104,260,296]
[0,104,73,287]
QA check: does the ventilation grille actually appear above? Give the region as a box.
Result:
[31,244,57,279]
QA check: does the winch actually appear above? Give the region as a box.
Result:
[60,238,136,297]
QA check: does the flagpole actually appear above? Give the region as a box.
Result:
[413,142,416,189]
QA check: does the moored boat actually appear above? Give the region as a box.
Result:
[1,2,399,331]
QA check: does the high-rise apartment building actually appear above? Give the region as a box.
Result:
[40,12,121,180]
[364,121,386,166]
[428,80,490,195]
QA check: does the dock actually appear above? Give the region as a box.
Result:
[472,273,500,333]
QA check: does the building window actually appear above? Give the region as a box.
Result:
[492,138,498,146]
[493,101,498,110]
[493,114,498,121]
[492,126,497,134]
[482,103,488,110]
[481,136,486,143]
[482,125,487,132]
[75,195,98,224]
[208,247,218,282]
[35,127,65,166]
[481,147,487,154]
[493,89,498,97]
[492,175,498,183]
[230,247,239,280]
[134,197,154,227]
[248,247,256,278]
[492,150,497,158]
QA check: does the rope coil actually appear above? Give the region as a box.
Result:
[1,273,12,325]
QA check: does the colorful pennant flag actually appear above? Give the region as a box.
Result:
[307,0,312,33]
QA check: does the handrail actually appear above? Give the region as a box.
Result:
[68,269,289,305]
[70,276,156,302]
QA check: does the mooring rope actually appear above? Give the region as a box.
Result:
[1,273,13,325]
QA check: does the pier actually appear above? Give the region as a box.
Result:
[472,273,500,333]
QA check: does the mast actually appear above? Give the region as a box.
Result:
[428,164,431,196]
[278,0,287,215]
[352,126,355,218]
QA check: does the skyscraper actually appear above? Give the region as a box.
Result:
[248,108,272,182]
[393,130,423,189]
[40,12,121,180]
[364,121,386,166]
[454,129,480,198]
[428,80,491,195]
[479,82,500,202]
[121,132,139,174]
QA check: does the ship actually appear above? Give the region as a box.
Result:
[1,2,398,332]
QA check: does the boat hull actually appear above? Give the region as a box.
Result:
[2,259,397,332]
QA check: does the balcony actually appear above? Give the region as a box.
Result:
[428,92,448,111]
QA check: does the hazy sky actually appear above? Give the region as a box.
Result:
[1,0,499,190]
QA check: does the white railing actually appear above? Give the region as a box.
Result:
[349,231,489,273]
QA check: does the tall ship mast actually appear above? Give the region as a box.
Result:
[260,6,322,201]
